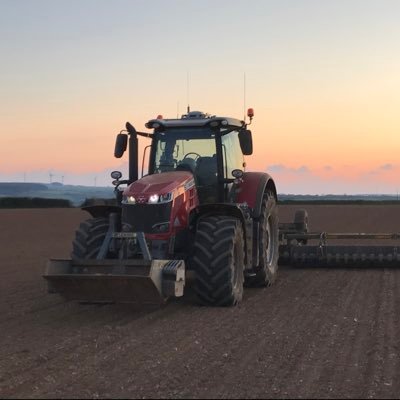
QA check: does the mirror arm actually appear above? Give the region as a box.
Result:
[136,131,154,138]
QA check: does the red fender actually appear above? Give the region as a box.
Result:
[236,172,277,218]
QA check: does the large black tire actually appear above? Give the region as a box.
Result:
[191,216,245,307]
[249,192,279,286]
[71,217,112,259]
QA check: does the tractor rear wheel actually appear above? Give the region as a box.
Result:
[71,217,112,259]
[249,192,279,286]
[192,216,245,306]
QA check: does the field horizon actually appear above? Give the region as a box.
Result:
[1,181,400,207]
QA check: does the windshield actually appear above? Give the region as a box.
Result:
[153,128,217,174]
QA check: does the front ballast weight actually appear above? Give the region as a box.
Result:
[43,213,185,305]
[44,258,185,304]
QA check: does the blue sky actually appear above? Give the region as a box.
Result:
[1,0,400,193]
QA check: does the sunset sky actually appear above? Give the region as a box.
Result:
[1,0,399,194]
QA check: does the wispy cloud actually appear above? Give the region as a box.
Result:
[268,164,310,174]
[379,163,394,171]
[365,163,397,176]
[265,163,399,194]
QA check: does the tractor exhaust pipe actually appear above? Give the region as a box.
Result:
[114,122,139,184]
[126,122,138,183]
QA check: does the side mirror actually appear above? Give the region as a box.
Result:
[239,129,253,155]
[114,133,128,158]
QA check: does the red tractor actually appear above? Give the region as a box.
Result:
[45,109,280,306]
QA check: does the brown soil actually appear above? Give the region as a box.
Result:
[1,206,400,399]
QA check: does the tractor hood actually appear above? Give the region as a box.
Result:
[123,171,194,203]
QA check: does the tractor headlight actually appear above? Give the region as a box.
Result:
[148,194,160,204]
[122,195,136,204]
[148,192,173,204]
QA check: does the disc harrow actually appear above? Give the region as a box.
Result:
[279,215,400,267]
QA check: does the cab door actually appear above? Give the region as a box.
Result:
[221,130,245,202]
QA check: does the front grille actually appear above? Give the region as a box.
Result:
[122,203,172,233]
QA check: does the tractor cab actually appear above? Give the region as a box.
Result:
[145,111,253,204]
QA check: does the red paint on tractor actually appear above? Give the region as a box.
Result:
[124,171,193,200]
[123,171,199,240]
[236,172,264,208]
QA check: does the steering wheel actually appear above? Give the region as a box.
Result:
[182,152,201,161]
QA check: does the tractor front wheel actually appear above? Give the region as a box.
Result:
[71,217,112,259]
[191,216,245,306]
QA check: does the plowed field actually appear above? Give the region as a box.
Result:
[1,206,400,399]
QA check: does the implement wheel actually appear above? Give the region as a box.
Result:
[294,209,309,245]
[192,215,245,306]
[71,217,113,259]
[249,191,279,286]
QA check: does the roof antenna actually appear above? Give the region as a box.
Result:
[243,72,246,122]
[187,70,190,113]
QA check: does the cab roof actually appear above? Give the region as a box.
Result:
[145,111,245,130]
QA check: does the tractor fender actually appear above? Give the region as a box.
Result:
[192,203,249,265]
[82,205,121,218]
[236,172,277,219]
[194,203,247,224]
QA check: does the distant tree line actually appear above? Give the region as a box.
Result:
[0,183,48,194]
[279,200,400,205]
[0,197,71,208]
[278,194,400,204]
[1,194,399,208]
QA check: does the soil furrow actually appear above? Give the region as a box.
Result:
[1,206,400,398]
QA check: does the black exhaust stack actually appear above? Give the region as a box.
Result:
[126,122,139,183]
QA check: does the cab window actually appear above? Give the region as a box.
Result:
[221,130,244,178]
